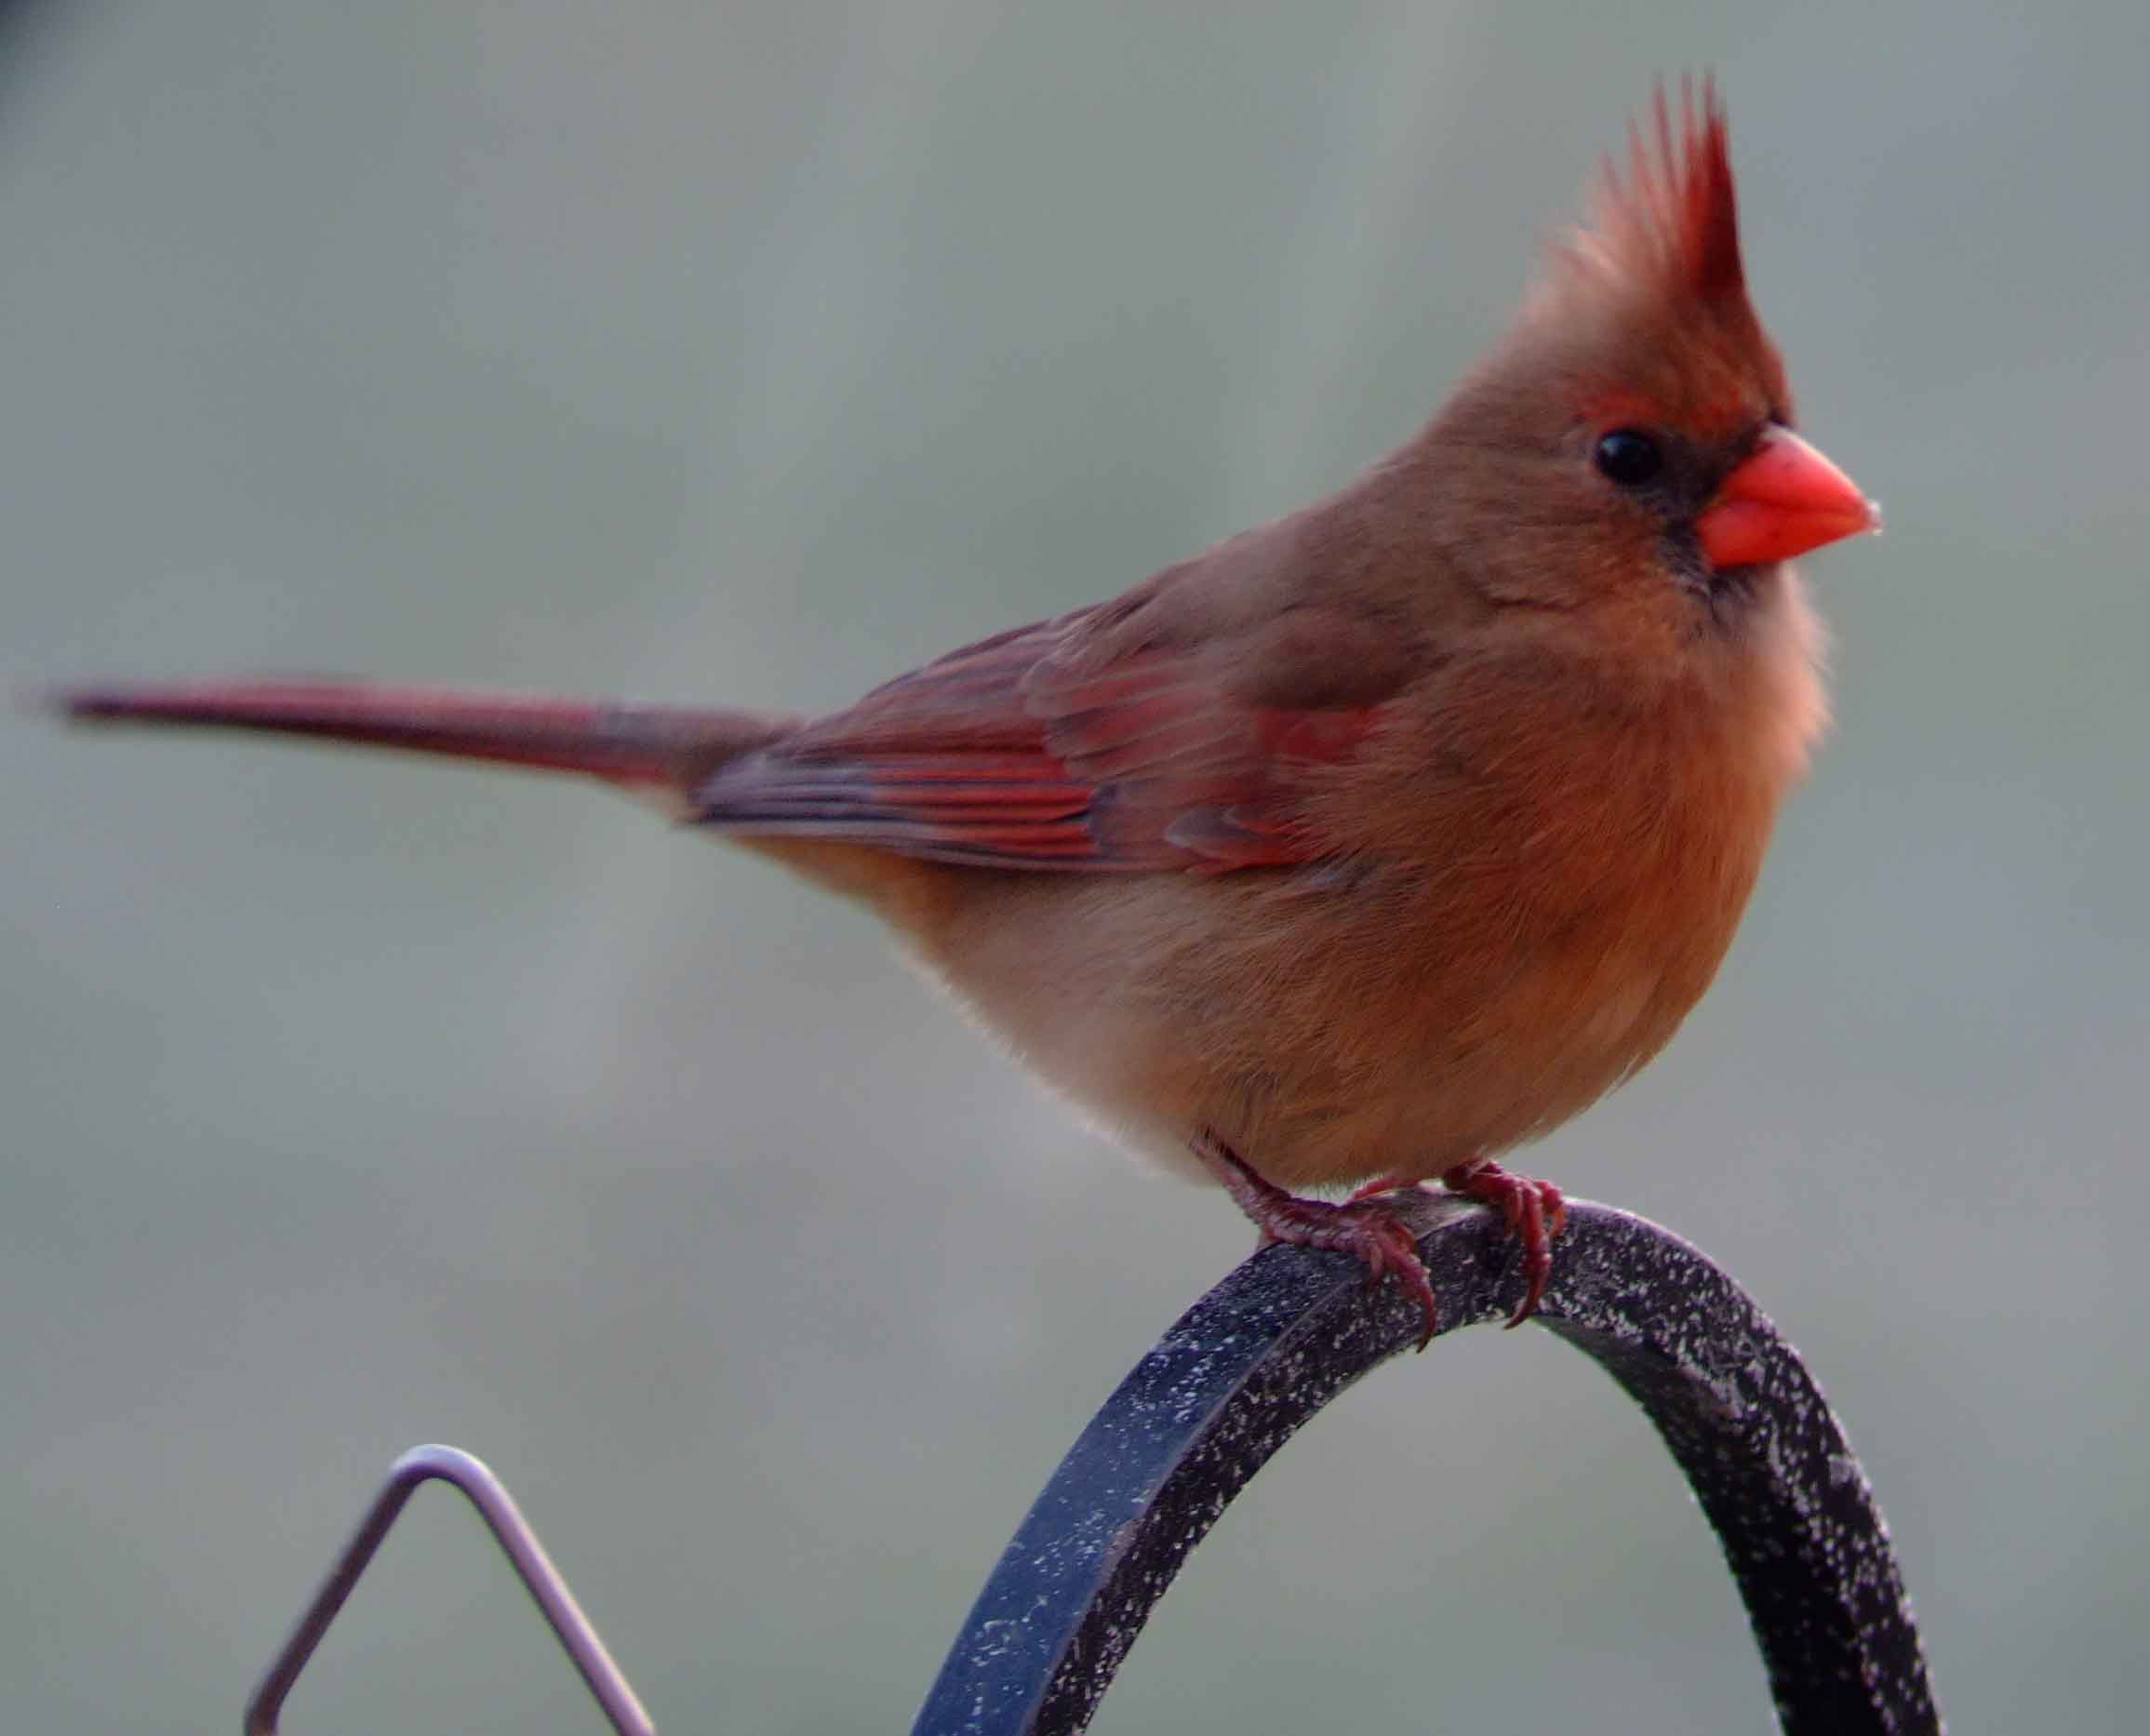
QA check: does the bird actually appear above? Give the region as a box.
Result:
[54,85,1876,1346]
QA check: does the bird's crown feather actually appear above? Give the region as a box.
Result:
[1556,78,1745,311]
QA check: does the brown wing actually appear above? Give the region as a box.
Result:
[689,563,1412,873]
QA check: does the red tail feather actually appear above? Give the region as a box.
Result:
[51,677,783,791]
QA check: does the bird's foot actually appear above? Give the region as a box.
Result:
[1192,1130,1440,1350]
[1439,1157,1568,1328]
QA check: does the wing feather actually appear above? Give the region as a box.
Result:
[690,581,1403,871]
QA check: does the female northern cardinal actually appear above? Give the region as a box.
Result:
[57,87,1876,1342]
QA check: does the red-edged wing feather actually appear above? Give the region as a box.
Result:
[688,608,1385,873]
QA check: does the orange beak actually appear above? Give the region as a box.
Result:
[1694,427,1879,569]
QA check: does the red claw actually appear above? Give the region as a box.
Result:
[1195,1137,1569,1343]
[1195,1134,1441,1350]
[1439,1158,1568,1327]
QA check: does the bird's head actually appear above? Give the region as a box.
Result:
[1423,83,1876,680]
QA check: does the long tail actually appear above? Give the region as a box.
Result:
[49,676,792,798]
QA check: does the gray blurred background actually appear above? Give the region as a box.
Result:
[4,2,2143,1730]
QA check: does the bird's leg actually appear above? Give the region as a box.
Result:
[1438,1156,1568,1329]
[1192,1129,1440,1350]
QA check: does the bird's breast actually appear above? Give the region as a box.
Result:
[897,669,1796,1191]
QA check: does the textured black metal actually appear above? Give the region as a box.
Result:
[914,1195,1941,1736]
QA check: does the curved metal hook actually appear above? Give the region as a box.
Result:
[914,1195,1941,1736]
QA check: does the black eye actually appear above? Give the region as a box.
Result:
[1593,428,1664,487]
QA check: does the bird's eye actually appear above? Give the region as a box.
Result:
[1593,428,1665,487]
